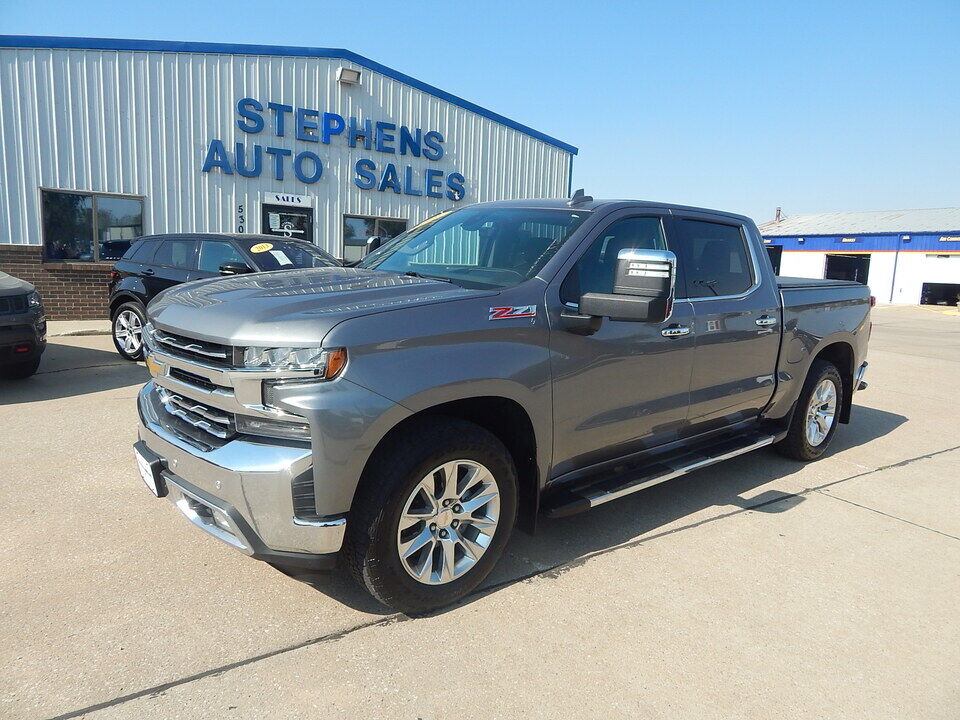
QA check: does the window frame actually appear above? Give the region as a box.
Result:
[670,215,762,302]
[560,213,671,307]
[152,237,200,271]
[39,187,146,263]
[197,239,248,274]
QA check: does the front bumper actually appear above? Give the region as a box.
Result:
[137,382,346,567]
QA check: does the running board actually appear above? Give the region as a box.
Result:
[543,430,784,519]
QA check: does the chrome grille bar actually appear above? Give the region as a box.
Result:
[157,386,235,439]
[155,330,229,359]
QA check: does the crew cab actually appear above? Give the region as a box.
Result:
[133,197,871,613]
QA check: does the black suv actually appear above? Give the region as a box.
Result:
[0,271,46,379]
[108,233,340,360]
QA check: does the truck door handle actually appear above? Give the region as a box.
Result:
[661,325,691,338]
[141,268,155,276]
[755,315,777,327]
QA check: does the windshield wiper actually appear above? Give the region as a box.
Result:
[403,271,453,283]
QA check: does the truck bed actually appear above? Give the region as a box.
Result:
[776,276,864,290]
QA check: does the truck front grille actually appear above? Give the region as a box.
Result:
[155,329,234,367]
[157,386,236,440]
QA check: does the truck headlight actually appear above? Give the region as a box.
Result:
[142,322,157,353]
[26,291,42,309]
[242,346,347,377]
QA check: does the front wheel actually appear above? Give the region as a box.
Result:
[112,301,146,361]
[344,417,518,615]
[776,359,843,461]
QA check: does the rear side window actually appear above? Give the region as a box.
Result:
[198,241,247,272]
[673,219,753,298]
[153,239,197,269]
[561,216,666,304]
[124,241,157,263]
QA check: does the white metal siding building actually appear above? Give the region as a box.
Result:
[760,208,960,306]
[0,36,576,317]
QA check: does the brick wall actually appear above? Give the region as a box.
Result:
[0,245,112,320]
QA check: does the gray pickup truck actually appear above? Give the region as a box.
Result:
[134,196,871,613]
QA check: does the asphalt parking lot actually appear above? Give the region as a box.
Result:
[1,305,958,719]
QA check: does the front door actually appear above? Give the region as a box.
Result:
[549,213,696,478]
[670,214,781,436]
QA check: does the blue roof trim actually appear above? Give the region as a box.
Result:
[0,35,578,155]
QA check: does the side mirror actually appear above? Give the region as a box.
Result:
[219,261,253,276]
[365,236,383,255]
[579,249,676,323]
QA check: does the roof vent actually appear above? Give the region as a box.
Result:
[337,67,362,85]
[567,188,593,207]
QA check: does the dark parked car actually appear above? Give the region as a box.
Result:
[108,233,340,360]
[0,271,46,379]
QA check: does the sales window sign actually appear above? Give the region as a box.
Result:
[264,192,313,208]
[201,98,467,201]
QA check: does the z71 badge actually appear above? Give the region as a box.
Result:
[489,305,537,320]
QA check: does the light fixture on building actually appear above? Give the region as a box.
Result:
[337,67,362,85]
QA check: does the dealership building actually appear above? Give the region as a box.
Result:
[0,36,577,318]
[761,207,960,305]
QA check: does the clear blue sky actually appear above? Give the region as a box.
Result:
[2,0,958,222]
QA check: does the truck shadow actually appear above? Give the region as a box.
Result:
[0,340,149,405]
[288,404,907,616]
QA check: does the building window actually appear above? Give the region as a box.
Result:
[41,189,144,262]
[343,215,407,263]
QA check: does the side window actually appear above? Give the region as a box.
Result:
[560,216,665,304]
[123,240,156,263]
[198,241,246,272]
[153,240,197,270]
[673,219,753,298]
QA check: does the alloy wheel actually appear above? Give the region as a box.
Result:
[114,309,143,355]
[396,460,501,585]
[805,378,838,446]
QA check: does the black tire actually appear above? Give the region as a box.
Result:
[776,359,844,461]
[111,301,147,361]
[343,416,518,615]
[0,356,41,379]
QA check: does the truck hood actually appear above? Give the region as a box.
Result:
[148,267,492,346]
[0,271,35,298]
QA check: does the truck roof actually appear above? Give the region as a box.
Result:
[476,197,754,223]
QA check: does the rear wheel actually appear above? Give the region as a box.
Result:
[112,301,146,361]
[344,417,517,615]
[776,359,843,461]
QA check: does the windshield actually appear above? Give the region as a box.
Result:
[358,207,589,289]
[246,240,340,271]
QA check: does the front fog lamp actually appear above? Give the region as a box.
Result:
[242,346,347,377]
[235,414,312,441]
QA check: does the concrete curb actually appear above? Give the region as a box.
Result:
[49,328,112,337]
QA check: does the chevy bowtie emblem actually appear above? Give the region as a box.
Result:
[489,305,537,320]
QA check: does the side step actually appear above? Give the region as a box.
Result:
[543,430,783,519]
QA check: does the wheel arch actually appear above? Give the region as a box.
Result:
[355,396,540,533]
[811,340,855,423]
[109,291,145,317]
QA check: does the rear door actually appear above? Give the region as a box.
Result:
[548,210,696,477]
[670,214,781,436]
[147,238,198,298]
